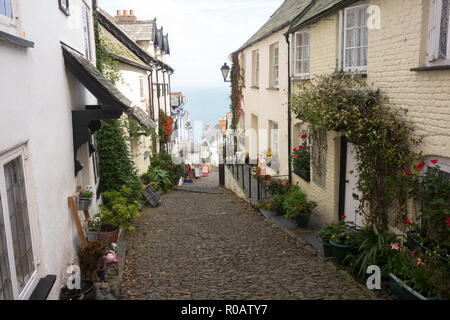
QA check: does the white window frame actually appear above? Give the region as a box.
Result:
[82,1,92,61]
[139,77,145,102]
[427,0,450,65]
[0,0,17,35]
[341,3,369,73]
[292,30,311,77]
[271,44,279,87]
[0,145,39,300]
[252,50,260,87]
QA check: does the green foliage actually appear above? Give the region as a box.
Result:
[159,109,174,143]
[229,51,244,130]
[256,200,272,210]
[96,119,142,203]
[140,172,159,190]
[403,164,450,252]
[147,167,172,193]
[329,221,358,246]
[100,186,140,232]
[318,221,346,243]
[78,239,108,282]
[270,194,286,215]
[351,226,400,277]
[283,186,317,219]
[291,73,419,229]
[149,152,181,185]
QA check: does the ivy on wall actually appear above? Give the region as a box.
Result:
[93,1,141,202]
[229,51,244,130]
[291,73,420,230]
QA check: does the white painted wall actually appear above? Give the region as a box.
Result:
[0,0,101,299]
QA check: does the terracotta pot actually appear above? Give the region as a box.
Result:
[98,225,119,245]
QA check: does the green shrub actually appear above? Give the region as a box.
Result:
[271,194,286,215]
[147,166,172,193]
[149,152,181,185]
[283,186,317,219]
[100,186,140,231]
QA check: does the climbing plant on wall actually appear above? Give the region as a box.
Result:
[158,109,174,143]
[93,2,141,203]
[229,51,244,130]
[290,73,420,230]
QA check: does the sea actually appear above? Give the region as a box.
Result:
[175,86,231,141]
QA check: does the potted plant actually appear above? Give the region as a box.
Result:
[98,186,140,244]
[271,194,287,216]
[328,219,358,264]
[283,186,317,228]
[318,221,347,257]
[290,134,311,182]
[86,215,102,242]
[59,279,97,300]
[77,186,93,211]
[265,178,289,196]
[78,240,108,283]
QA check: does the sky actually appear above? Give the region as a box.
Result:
[99,0,284,89]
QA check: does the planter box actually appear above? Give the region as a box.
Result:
[329,238,355,265]
[86,228,100,242]
[77,197,92,211]
[259,208,276,219]
[406,231,449,266]
[293,166,310,182]
[323,241,334,257]
[59,280,97,300]
[98,225,120,245]
[389,273,428,300]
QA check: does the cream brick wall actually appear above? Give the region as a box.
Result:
[368,0,450,159]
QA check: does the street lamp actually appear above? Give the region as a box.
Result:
[220,62,231,82]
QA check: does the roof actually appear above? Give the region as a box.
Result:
[288,0,359,33]
[99,24,150,70]
[62,46,156,128]
[97,8,174,72]
[239,0,313,51]
[115,19,156,42]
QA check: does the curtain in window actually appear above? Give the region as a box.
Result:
[344,6,368,69]
[440,0,449,58]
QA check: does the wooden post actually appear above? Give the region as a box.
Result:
[68,196,87,248]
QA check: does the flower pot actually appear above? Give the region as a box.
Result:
[293,166,310,182]
[295,213,310,228]
[322,241,334,257]
[329,238,355,265]
[97,224,119,245]
[86,228,100,242]
[59,280,97,300]
[389,273,428,300]
[77,197,92,211]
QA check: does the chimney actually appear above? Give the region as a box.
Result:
[114,9,137,23]
[206,124,210,131]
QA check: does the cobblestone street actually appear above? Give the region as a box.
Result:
[121,170,377,300]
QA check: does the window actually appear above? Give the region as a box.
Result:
[252,50,260,87]
[270,43,279,87]
[58,0,70,16]
[0,149,37,300]
[292,31,310,77]
[343,4,369,72]
[139,78,145,101]
[82,2,91,61]
[269,121,279,172]
[427,0,450,64]
[0,0,15,27]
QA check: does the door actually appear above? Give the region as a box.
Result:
[344,142,364,227]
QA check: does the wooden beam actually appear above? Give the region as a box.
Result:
[68,196,87,248]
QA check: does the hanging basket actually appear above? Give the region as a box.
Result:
[77,196,92,211]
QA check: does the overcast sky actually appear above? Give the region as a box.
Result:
[99,0,283,89]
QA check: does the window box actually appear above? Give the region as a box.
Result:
[77,196,92,211]
[293,165,310,182]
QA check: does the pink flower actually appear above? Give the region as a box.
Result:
[390,242,400,251]
[446,217,450,226]
[431,159,439,164]
[411,250,415,255]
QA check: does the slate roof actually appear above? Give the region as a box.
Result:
[239,0,314,51]
[97,9,174,72]
[288,0,359,33]
[116,19,156,42]
[62,46,156,128]
[99,25,150,70]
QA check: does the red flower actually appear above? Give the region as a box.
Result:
[405,171,411,176]
[300,204,304,208]
[340,215,346,219]
[306,146,311,150]
[431,159,439,164]
[404,219,411,224]
[446,217,450,226]
[301,134,308,139]
[293,148,297,153]
[299,146,303,149]
[416,162,425,170]
[296,156,300,159]
[349,221,354,225]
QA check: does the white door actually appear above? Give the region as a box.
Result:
[344,142,364,227]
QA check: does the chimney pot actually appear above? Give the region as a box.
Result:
[116,10,122,16]
[130,10,135,16]
[123,9,128,15]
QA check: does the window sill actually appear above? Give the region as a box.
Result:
[266,87,279,91]
[341,71,367,78]
[410,65,450,72]
[291,75,310,81]
[250,86,259,89]
[0,30,34,48]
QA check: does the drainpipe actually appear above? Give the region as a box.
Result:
[148,69,154,120]
[285,33,292,185]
